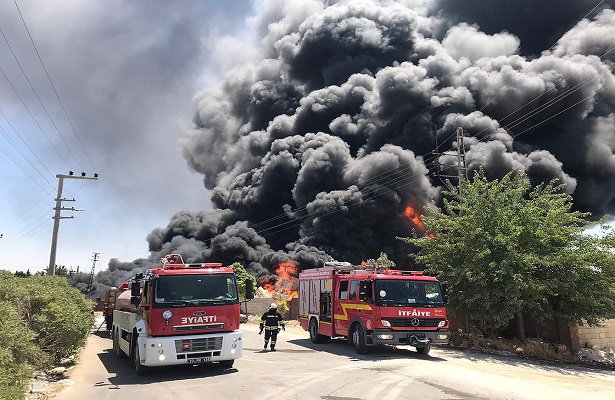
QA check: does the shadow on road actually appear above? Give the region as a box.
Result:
[94,343,238,387]
[287,337,447,363]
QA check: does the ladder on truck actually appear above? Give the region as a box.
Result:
[324,261,391,275]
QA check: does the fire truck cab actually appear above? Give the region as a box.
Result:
[299,262,449,354]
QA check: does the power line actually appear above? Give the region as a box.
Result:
[13,0,97,172]
[477,0,608,114]
[0,27,76,169]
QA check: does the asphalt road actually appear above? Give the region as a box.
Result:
[50,321,615,400]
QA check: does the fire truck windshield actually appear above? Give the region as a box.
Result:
[153,273,238,307]
[374,280,444,307]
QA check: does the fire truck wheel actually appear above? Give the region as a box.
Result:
[219,360,234,368]
[133,340,151,375]
[351,323,368,354]
[113,329,126,359]
[416,344,431,355]
[309,318,323,344]
[309,318,331,343]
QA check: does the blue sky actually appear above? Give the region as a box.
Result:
[0,0,254,273]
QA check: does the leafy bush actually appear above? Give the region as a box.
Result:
[0,301,42,400]
[0,271,94,361]
[21,275,95,361]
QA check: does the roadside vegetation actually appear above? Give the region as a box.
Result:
[0,271,94,400]
[402,169,615,345]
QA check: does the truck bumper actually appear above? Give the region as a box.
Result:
[138,330,243,367]
[368,329,450,347]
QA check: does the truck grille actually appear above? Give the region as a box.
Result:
[173,323,224,332]
[175,336,223,353]
[389,318,444,328]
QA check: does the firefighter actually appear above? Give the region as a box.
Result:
[259,302,285,351]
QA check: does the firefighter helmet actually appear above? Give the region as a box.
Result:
[270,302,277,309]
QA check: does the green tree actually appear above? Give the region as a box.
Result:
[401,169,615,339]
[230,262,256,298]
[365,252,396,269]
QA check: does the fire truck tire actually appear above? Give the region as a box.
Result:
[351,323,368,354]
[219,360,234,368]
[113,329,126,359]
[309,318,324,344]
[132,339,150,375]
[416,344,431,355]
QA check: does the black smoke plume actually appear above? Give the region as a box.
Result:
[94,0,615,292]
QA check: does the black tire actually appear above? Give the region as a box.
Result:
[309,318,323,344]
[351,323,368,354]
[133,338,150,375]
[416,344,431,355]
[113,329,126,359]
[219,360,234,368]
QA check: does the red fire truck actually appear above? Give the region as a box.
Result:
[102,282,128,331]
[111,254,254,374]
[299,261,449,354]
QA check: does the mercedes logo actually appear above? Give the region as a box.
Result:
[193,311,206,316]
[411,318,420,327]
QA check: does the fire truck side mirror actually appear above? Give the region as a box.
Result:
[130,281,141,305]
[441,283,449,304]
[245,279,255,300]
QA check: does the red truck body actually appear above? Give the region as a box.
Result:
[111,254,244,374]
[299,261,450,354]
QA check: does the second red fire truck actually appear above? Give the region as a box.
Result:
[299,261,449,354]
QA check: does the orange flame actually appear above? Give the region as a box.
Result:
[259,261,299,299]
[402,205,435,238]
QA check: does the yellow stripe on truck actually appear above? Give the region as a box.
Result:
[333,303,373,321]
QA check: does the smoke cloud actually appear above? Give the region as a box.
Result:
[91,0,615,293]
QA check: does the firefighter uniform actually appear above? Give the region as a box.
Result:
[259,303,285,351]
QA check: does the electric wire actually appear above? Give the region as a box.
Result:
[13,0,97,172]
[0,26,79,170]
[0,124,56,196]
[477,0,607,114]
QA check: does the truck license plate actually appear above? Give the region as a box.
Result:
[187,357,211,364]
[407,333,425,338]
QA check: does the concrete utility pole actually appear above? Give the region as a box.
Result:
[48,172,98,276]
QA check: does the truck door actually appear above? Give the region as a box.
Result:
[334,279,349,335]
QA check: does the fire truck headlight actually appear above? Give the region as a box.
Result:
[437,334,449,341]
[158,349,164,354]
[232,343,237,349]
[162,310,173,320]
[438,320,446,328]
[159,354,166,361]
[233,337,237,342]
[230,349,236,355]
[380,320,391,327]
